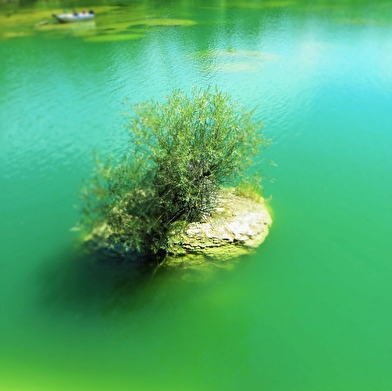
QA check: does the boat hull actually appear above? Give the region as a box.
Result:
[52,13,94,23]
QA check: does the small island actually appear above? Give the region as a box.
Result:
[80,87,272,272]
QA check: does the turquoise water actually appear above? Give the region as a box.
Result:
[1,1,392,390]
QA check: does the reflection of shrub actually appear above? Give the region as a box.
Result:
[80,87,269,259]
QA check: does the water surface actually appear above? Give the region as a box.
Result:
[1,1,392,390]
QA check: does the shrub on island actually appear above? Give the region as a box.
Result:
[80,87,270,263]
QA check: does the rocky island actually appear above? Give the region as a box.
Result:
[80,88,272,276]
[166,189,272,264]
[84,188,272,276]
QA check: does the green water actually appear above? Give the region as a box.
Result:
[1,1,392,390]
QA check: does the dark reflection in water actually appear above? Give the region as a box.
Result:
[37,240,239,320]
[38,245,159,317]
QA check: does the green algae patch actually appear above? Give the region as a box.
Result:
[84,33,145,43]
[0,5,195,41]
[127,18,196,28]
[0,6,115,40]
[0,9,48,40]
[0,5,138,40]
[0,9,52,28]
[35,21,97,38]
[197,49,278,60]
[335,17,389,27]
[0,6,111,39]
[195,49,278,73]
[1,30,33,39]
[231,0,296,9]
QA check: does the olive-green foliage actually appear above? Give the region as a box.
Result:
[80,87,268,257]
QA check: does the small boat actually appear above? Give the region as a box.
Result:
[52,10,95,23]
